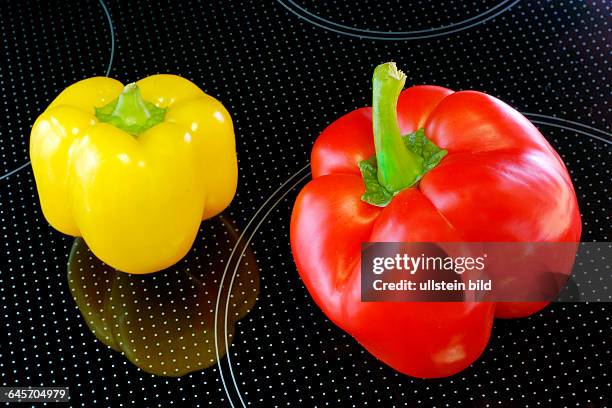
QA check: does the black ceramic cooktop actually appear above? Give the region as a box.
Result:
[0,0,610,407]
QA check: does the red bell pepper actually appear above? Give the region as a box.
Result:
[290,62,581,378]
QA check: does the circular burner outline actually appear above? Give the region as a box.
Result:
[0,0,115,181]
[215,120,610,407]
[524,113,611,144]
[214,163,311,408]
[277,0,521,40]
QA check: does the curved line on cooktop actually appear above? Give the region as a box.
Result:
[0,0,116,182]
[214,163,311,408]
[524,112,611,144]
[99,0,115,77]
[0,162,32,181]
[529,120,611,145]
[224,170,311,408]
[277,0,521,40]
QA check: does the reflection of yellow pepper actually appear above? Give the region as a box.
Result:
[68,216,259,376]
[30,75,237,274]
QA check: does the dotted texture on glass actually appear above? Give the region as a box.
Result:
[0,0,610,407]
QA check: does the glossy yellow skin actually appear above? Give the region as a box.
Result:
[30,75,237,273]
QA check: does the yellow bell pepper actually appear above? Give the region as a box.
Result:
[30,75,237,274]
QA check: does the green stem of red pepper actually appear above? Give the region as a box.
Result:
[372,62,423,192]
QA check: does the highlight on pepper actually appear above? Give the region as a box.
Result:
[290,62,581,378]
[30,75,237,274]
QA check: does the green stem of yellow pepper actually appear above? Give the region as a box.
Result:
[112,84,151,125]
[95,83,166,135]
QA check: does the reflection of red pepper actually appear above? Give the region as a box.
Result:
[290,63,581,378]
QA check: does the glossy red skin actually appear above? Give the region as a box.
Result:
[290,85,582,378]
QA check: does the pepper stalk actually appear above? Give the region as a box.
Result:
[372,62,423,192]
[95,83,166,135]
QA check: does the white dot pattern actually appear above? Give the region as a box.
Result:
[0,0,610,406]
